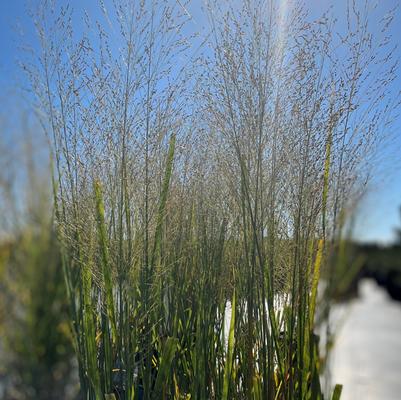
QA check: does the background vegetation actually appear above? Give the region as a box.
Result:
[0,126,77,399]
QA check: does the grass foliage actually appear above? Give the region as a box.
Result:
[21,0,399,399]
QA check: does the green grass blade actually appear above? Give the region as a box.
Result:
[332,384,343,400]
[151,133,176,269]
[309,239,324,328]
[83,260,102,398]
[153,337,178,398]
[94,180,117,342]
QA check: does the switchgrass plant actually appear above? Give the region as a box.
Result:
[26,0,398,399]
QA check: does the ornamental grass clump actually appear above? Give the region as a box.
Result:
[26,0,398,399]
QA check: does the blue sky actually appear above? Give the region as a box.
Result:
[1,0,400,243]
